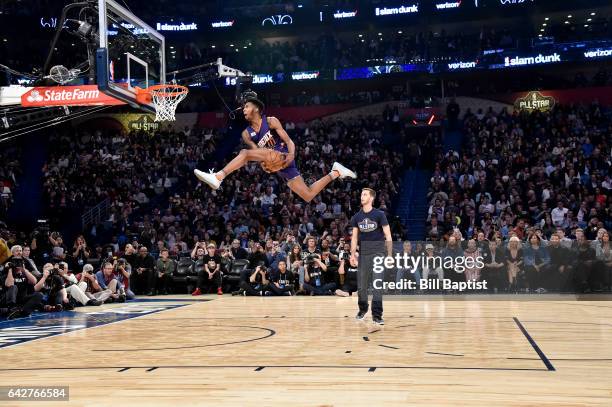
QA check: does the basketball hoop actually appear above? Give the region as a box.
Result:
[136,84,189,122]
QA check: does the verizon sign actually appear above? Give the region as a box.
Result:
[435,1,462,9]
[21,85,125,107]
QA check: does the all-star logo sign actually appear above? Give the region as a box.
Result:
[514,91,555,112]
[21,85,125,107]
[128,115,160,132]
[358,218,378,232]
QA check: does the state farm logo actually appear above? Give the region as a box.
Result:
[21,85,126,107]
[32,87,101,102]
[26,90,44,103]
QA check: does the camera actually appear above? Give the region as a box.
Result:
[340,251,350,261]
[304,254,320,265]
[7,259,24,270]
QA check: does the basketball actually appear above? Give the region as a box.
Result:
[0,0,611,405]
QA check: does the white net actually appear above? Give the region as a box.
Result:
[148,85,188,122]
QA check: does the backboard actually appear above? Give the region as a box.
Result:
[96,0,165,112]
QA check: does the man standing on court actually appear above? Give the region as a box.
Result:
[350,188,393,325]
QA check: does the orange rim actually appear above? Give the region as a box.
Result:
[135,84,188,104]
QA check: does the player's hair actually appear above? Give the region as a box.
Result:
[362,188,376,199]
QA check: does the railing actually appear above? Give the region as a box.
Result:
[81,198,110,230]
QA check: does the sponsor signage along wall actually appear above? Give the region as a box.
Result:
[435,1,462,10]
[514,91,555,111]
[583,48,612,59]
[447,61,477,70]
[21,85,125,107]
[333,10,358,18]
[503,52,561,67]
[211,20,234,28]
[156,22,198,31]
[261,14,293,26]
[374,4,419,16]
[291,71,320,80]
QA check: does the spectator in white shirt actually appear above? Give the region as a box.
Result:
[551,201,568,227]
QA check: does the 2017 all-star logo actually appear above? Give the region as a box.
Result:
[358,218,378,232]
[514,91,556,112]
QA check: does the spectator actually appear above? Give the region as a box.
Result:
[132,246,155,296]
[192,243,223,295]
[1,256,43,319]
[95,262,126,302]
[268,260,294,296]
[155,248,175,295]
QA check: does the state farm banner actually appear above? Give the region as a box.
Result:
[21,85,125,107]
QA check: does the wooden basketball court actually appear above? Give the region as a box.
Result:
[1,295,611,406]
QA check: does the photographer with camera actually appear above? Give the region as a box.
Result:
[71,235,91,271]
[114,258,135,300]
[75,264,108,305]
[49,232,68,263]
[335,251,359,297]
[55,261,94,307]
[34,263,73,312]
[1,257,43,319]
[95,262,126,302]
[236,265,270,296]
[268,260,294,296]
[303,253,336,295]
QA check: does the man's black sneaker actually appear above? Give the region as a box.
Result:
[87,299,102,306]
[7,308,23,320]
[373,316,385,325]
[63,302,75,311]
[118,294,127,303]
[356,311,367,321]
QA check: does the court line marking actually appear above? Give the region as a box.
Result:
[92,325,276,352]
[379,344,399,350]
[0,364,550,373]
[426,352,464,357]
[513,317,556,371]
[0,304,193,349]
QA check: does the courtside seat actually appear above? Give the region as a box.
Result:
[225,259,249,283]
[173,258,195,285]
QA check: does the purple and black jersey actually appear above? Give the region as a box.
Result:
[246,115,300,181]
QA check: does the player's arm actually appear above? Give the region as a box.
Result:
[383,225,393,257]
[268,117,295,163]
[350,227,359,264]
[242,129,258,149]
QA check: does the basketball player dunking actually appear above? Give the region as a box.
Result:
[194,97,356,202]
[350,188,392,325]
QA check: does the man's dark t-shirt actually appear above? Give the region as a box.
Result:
[202,254,222,272]
[350,208,388,253]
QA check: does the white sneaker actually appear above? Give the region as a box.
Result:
[332,162,357,179]
[194,169,221,190]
